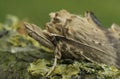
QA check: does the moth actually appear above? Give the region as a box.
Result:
[24,10,120,76]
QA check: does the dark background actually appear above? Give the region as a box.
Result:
[0,0,120,27]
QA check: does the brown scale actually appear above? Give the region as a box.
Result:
[24,10,120,76]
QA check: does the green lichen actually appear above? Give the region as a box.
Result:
[0,15,120,79]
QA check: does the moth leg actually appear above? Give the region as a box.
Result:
[46,44,61,77]
[46,55,58,77]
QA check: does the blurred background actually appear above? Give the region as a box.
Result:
[0,0,120,27]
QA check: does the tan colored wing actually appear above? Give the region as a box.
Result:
[24,22,54,50]
[24,10,120,69]
[46,10,119,68]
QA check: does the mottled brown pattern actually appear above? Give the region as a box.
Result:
[24,10,120,69]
